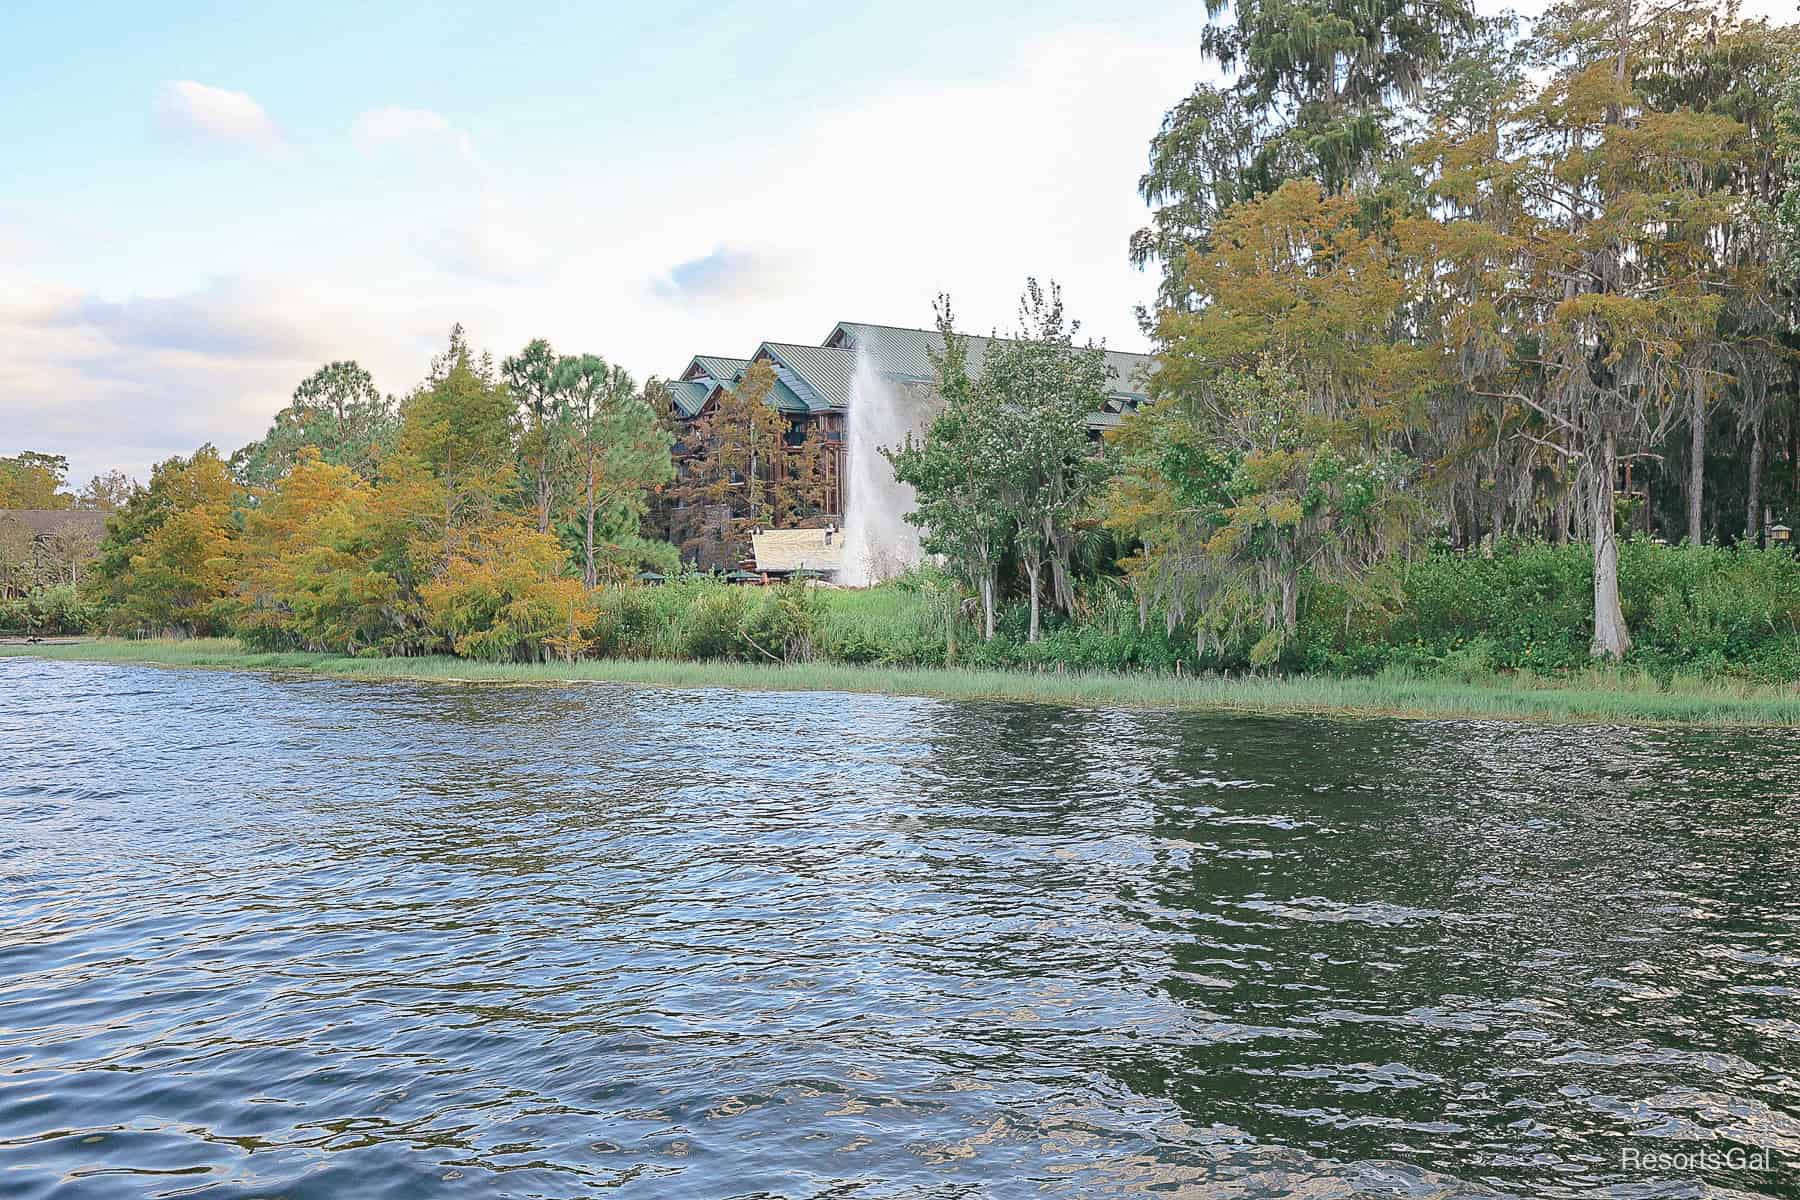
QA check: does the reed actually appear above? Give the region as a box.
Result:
[9,638,1800,727]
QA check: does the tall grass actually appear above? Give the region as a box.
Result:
[17,541,1800,725]
[1304,539,1800,681]
[565,543,1800,686]
[9,637,1800,726]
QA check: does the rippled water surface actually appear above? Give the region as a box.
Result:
[3,659,1799,1198]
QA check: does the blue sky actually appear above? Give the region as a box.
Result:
[4,0,1785,485]
[4,0,1218,483]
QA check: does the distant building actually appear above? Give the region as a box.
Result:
[821,322,1156,436]
[661,320,1156,538]
[0,508,110,595]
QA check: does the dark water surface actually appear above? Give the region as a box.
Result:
[3,659,1798,1199]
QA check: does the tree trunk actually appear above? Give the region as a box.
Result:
[1041,514,1078,616]
[1687,391,1705,545]
[1791,381,1798,507]
[1280,569,1298,639]
[1025,555,1041,643]
[582,469,598,589]
[536,452,553,535]
[441,489,457,577]
[583,511,598,589]
[979,571,996,641]
[1592,432,1631,660]
[1746,414,1764,547]
[1790,393,1798,508]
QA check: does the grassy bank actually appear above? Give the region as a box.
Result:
[8,637,1800,726]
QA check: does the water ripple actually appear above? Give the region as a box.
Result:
[1,658,1796,1197]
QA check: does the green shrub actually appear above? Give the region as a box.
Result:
[0,585,99,636]
[680,586,747,660]
[740,581,819,662]
[814,576,951,666]
[588,586,656,658]
[190,539,1800,685]
[1290,540,1800,682]
[818,621,884,664]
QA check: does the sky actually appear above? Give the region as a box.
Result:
[1,0,1787,486]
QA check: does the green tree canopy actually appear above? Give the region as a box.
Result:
[231,360,398,488]
[0,452,76,509]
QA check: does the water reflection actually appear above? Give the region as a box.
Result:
[0,658,1795,1198]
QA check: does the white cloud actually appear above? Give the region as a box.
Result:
[351,106,477,163]
[157,81,284,153]
[419,200,550,284]
[600,23,1194,361]
[0,224,32,267]
[334,23,1190,368]
[353,108,524,279]
[0,273,440,484]
[13,20,1201,482]
[653,246,809,306]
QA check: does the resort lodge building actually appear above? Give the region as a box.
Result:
[663,320,1156,528]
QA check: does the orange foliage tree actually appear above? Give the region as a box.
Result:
[235,452,398,652]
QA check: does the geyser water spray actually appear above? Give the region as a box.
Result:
[839,351,926,586]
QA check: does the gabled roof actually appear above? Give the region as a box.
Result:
[0,509,109,539]
[825,320,1155,401]
[682,355,750,385]
[670,367,812,418]
[666,378,716,419]
[763,372,814,415]
[821,322,941,379]
[666,320,1157,424]
[1084,399,1145,432]
[753,343,857,412]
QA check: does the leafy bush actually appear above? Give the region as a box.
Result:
[0,585,100,636]
[740,582,817,662]
[585,586,648,658]
[679,586,748,660]
[1295,540,1800,682]
[177,540,1800,684]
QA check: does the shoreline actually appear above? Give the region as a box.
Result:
[5,638,1799,727]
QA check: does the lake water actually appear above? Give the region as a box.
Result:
[2,658,1797,1199]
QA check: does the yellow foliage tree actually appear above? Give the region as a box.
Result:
[236,452,398,652]
[106,449,241,636]
[0,453,76,509]
[419,518,593,662]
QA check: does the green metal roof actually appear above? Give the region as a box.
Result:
[666,378,714,419]
[825,321,1155,401]
[765,374,813,415]
[669,367,810,418]
[667,321,1156,425]
[1084,402,1144,432]
[754,343,857,412]
[682,355,750,385]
